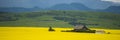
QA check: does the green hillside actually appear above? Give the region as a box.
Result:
[0,10,120,29]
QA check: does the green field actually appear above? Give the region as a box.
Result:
[0,10,120,29]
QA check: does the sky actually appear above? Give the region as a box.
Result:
[0,0,120,9]
[102,0,120,3]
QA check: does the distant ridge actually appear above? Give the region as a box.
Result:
[103,6,120,13]
[47,3,91,10]
[0,7,43,12]
[0,3,120,13]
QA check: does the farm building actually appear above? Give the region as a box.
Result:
[62,24,96,33]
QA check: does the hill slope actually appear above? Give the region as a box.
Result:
[0,7,43,12]
[0,10,120,29]
[104,6,120,13]
[47,3,91,10]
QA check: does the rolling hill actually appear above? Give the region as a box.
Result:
[46,3,91,10]
[104,6,120,13]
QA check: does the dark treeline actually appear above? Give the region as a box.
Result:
[0,12,19,21]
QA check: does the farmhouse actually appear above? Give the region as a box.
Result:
[62,24,96,33]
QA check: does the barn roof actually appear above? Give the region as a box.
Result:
[74,24,89,30]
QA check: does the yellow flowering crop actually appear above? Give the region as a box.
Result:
[0,27,120,40]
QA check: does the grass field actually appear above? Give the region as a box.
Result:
[1,11,120,28]
[0,27,120,40]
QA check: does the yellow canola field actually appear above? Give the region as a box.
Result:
[0,27,120,40]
